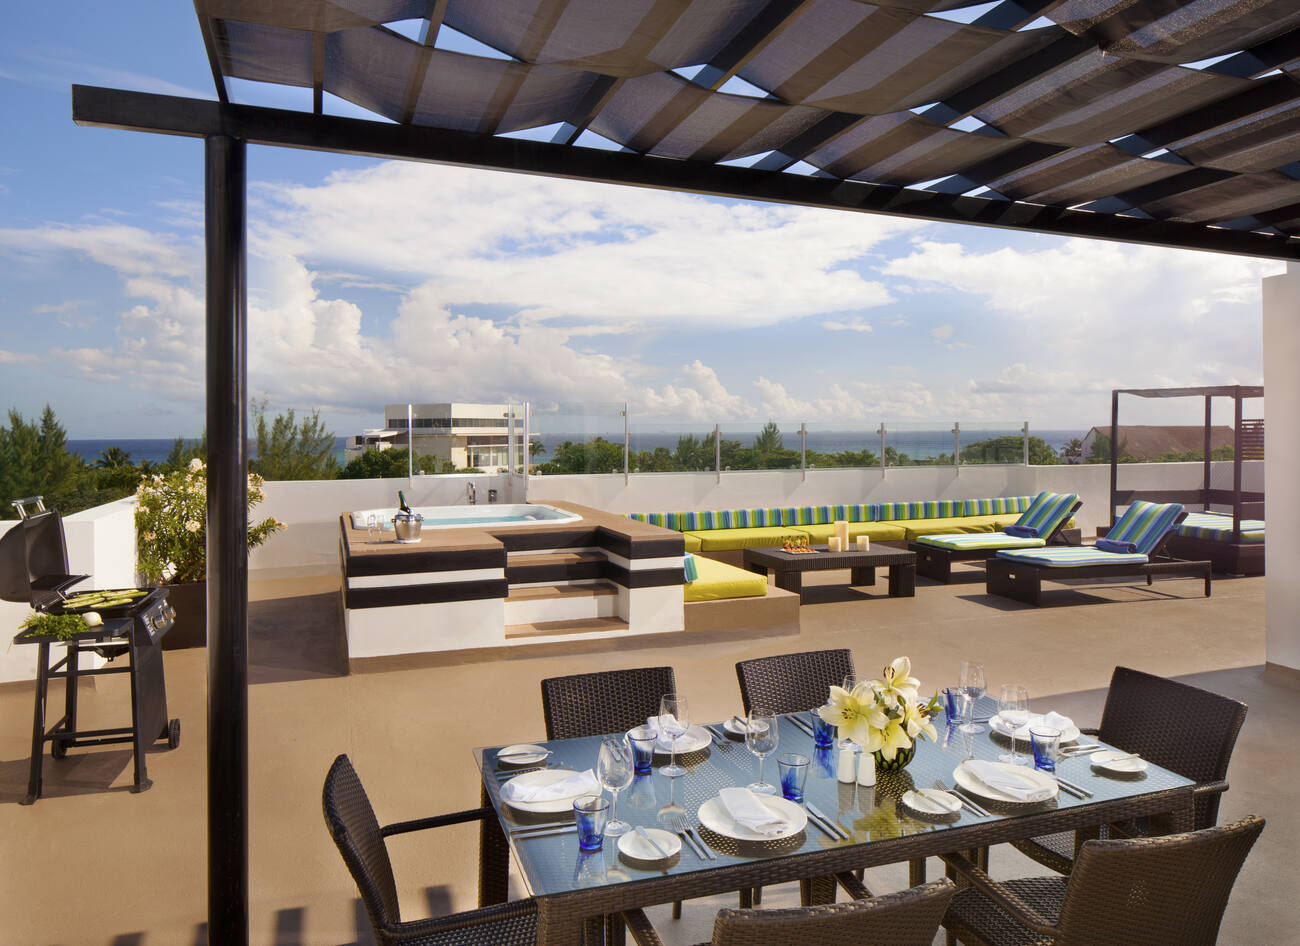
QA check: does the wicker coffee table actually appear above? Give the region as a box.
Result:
[743,545,916,600]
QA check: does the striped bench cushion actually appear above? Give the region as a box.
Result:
[918,533,1048,551]
[1108,501,1184,555]
[997,547,1149,567]
[874,500,967,521]
[1177,512,1265,544]
[963,497,1032,516]
[1015,491,1079,537]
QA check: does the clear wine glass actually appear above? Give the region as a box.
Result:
[596,736,634,837]
[746,708,779,794]
[365,514,378,543]
[958,661,987,733]
[998,684,1030,765]
[658,695,689,778]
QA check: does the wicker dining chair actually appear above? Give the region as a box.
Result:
[735,649,856,716]
[1012,665,1248,873]
[622,878,955,946]
[322,754,536,946]
[540,666,677,740]
[942,815,1264,946]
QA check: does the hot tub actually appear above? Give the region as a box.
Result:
[349,503,582,531]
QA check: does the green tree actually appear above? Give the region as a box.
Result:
[249,401,340,480]
[1062,437,1083,461]
[0,406,90,517]
[960,435,1060,465]
[163,433,208,470]
[672,434,713,471]
[753,421,783,455]
[538,437,625,474]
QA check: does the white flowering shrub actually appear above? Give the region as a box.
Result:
[135,459,284,584]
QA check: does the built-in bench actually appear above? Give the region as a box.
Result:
[1151,510,1264,576]
[627,497,1075,566]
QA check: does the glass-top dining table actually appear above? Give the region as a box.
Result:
[474,702,1194,945]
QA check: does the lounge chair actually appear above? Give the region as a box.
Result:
[985,501,1211,606]
[908,491,1081,582]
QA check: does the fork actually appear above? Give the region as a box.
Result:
[933,778,990,818]
[664,811,715,859]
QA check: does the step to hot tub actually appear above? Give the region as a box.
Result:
[506,549,606,584]
[504,616,630,640]
[504,580,619,625]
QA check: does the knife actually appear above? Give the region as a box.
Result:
[1052,774,1093,798]
[805,802,849,839]
[787,714,815,737]
[684,825,717,860]
[634,825,671,859]
[496,746,552,760]
[731,715,749,732]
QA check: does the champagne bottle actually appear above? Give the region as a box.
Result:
[398,490,411,513]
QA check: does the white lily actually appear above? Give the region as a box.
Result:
[818,684,888,752]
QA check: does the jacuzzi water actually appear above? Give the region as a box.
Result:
[350,503,581,530]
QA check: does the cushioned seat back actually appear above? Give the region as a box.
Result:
[1014,491,1080,537]
[1109,501,1185,555]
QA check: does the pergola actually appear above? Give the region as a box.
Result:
[70,1,1300,941]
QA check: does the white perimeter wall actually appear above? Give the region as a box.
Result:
[1264,263,1300,672]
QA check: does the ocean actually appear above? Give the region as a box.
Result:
[68,430,1085,466]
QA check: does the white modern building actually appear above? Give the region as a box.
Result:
[345,402,513,470]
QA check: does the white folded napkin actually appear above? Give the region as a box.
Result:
[646,715,686,750]
[501,769,599,803]
[998,711,1074,739]
[718,787,791,836]
[963,761,1054,802]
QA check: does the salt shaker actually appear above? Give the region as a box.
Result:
[836,744,857,783]
[856,750,876,786]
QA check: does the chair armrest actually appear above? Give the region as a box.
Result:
[384,897,536,939]
[621,908,667,946]
[835,871,874,899]
[1193,779,1229,799]
[382,805,492,837]
[939,852,1059,937]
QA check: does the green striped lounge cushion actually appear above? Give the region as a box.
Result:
[996,547,1150,567]
[1013,491,1079,537]
[963,496,1033,516]
[1108,501,1185,555]
[918,533,1047,551]
[627,512,673,529]
[735,508,779,527]
[1178,512,1265,544]
[780,506,834,526]
[683,553,699,582]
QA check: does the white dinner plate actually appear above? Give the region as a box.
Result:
[1090,750,1148,775]
[953,760,1059,804]
[495,744,548,766]
[722,717,750,736]
[501,769,590,814]
[617,828,681,861]
[648,725,712,755]
[901,789,963,819]
[698,793,807,842]
[989,713,1081,745]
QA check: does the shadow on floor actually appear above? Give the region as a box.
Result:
[0,747,136,804]
[249,591,349,684]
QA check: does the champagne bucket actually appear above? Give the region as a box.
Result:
[393,511,424,543]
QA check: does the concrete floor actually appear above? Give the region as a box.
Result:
[0,565,1291,945]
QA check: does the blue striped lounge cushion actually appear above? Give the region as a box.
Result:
[918,533,1047,551]
[1012,491,1080,538]
[683,553,699,583]
[1178,512,1265,544]
[1108,501,1185,555]
[996,547,1149,567]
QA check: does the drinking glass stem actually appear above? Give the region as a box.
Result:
[669,735,677,772]
[757,755,765,786]
[610,789,619,823]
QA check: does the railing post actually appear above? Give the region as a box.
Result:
[1022,421,1030,466]
[522,402,531,499]
[714,424,721,484]
[800,422,807,481]
[877,423,887,475]
[952,422,961,471]
[622,404,630,485]
[407,403,413,482]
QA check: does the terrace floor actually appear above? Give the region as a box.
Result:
[0,565,1291,945]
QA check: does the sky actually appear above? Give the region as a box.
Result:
[0,5,1282,441]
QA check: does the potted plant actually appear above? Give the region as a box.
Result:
[135,459,284,648]
[818,657,940,771]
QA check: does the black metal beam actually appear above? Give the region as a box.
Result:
[71,86,1300,259]
[205,133,249,946]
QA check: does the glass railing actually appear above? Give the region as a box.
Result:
[627,422,717,473]
[527,402,628,475]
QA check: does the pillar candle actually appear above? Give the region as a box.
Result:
[856,535,870,551]
[834,520,849,546]
[828,536,842,552]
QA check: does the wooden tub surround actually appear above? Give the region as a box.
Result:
[340,501,691,660]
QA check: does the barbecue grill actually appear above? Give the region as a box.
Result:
[2,496,180,805]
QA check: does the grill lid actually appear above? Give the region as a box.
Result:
[0,503,88,607]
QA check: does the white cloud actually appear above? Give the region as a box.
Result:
[821,317,872,333]
[929,324,954,340]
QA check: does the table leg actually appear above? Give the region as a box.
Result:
[1149,796,1195,836]
[22,642,51,805]
[850,566,876,586]
[745,562,768,577]
[800,874,836,905]
[774,571,803,597]
[908,857,926,886]
[537,898,588,946]
[479,783,510,906]
[889,563,916,597]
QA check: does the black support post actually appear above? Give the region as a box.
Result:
[1109,390,1120,525]
[205,133,249,945]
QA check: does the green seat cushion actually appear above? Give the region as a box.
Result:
[682,533,703,553]
[918,533,1047,551]
[683,555,769,602]
[799,522,908,543]
[903,517,1000,540]
[687,526,809,551]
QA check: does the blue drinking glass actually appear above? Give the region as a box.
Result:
[811,710,835,748]
[627,725,657,775]
[573,795,609,851]
[777,753,810,803]
[1030,727,1061,773]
